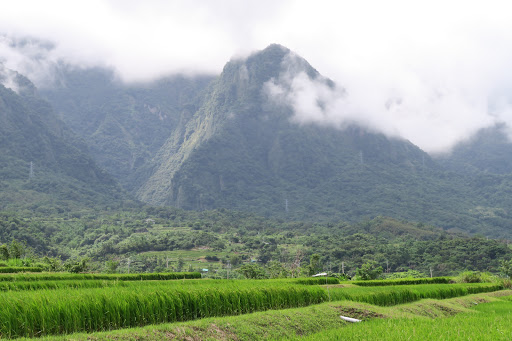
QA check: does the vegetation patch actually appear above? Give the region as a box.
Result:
[21,290,512,341]
[352,277,450,286]
[0,279,127,292]
[0,272,200,282]
[0,267,42,273]
[292,295,512,340]
[0,280,504,338]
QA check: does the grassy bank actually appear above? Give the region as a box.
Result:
[292,293,512,340]
[0,280,503,338]
[18,290,512,341]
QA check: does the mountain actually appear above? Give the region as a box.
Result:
[131,45,512,236]
[437,124,512,175]
[37,45,512,238]
[0,67,124,213]
[40,67,214,192]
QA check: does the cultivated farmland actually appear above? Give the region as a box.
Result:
[0,273,509,339]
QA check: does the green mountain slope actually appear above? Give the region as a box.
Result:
[437,124,512,175]
[33,45,512,238]
[134,45,512,237]
[0,69,124,212]
[40,67,214,192]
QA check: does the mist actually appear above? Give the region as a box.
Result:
[2,0,512,153]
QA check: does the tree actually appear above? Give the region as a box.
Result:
[64,257,90,273]
[266,260,289,278]
[356,261,383,280]
[237,263,267,279]
[289,249,305,278]
[105,259,120,274]
[229,254,242,266]
[9,239,24,260]
[0,244,8,261]
[308,253,322,276]
[177,256,184,272]
[258,243,277,264]
[500,259,512,278]
[42,256,61,272]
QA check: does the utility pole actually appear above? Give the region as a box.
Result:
[430,267,433,278]
[227,261,231,280]
[127,257,131,274]
[342,262,345,274]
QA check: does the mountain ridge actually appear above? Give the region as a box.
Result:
[32,44,512,238]
[0,69,125,212]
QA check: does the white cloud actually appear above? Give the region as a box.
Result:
[0,0,286,81]
[2,0,512,152]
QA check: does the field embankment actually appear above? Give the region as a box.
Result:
[16,290,512,341]
[0,275,504,339]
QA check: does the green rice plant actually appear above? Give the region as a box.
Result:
[0,280,127,291]
[0,278,503,338]
[292,300,512,340]
[352,277,451,286]
[0,267,43,273]
[0,282,328,338]
[328,283,503,306]
[0,272,201,282]
[453,271,500,284]
[295,277,340,285]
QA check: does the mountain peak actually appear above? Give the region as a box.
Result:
[259,43,290,55]
[219,44,320,94]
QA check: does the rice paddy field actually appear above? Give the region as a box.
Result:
[0,272,510,340]
[291,295,512,340]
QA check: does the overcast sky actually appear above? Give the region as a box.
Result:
[1,0,512,153]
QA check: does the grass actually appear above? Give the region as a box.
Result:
[16,290,512,340]
[352,277,451,286]
[0,272,201,282]
[0,281,327,338]
[0,279,127,291]
[293,296,512,340]
[295,277,340,285]
[0,267,43,273]
[0,278,503,338]
[327,283,503,306]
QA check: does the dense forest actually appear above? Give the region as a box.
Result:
[1,207,510,277]
[2,45,512,279]
[38,45,512,239]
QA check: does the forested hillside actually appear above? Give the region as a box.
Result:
[437,124,512,175]
[41,67,214,192]
[131,45,512,238]
[35,45,512,239]
[0,69,125,213]
[1,207,510,277]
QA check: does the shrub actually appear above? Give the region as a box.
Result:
[455,271,484,283]
[356,261,383,280]
[237,264,268,279]
[385,270,427,279]
[500,259,512,278]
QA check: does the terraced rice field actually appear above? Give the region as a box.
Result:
[0,273,507,339]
